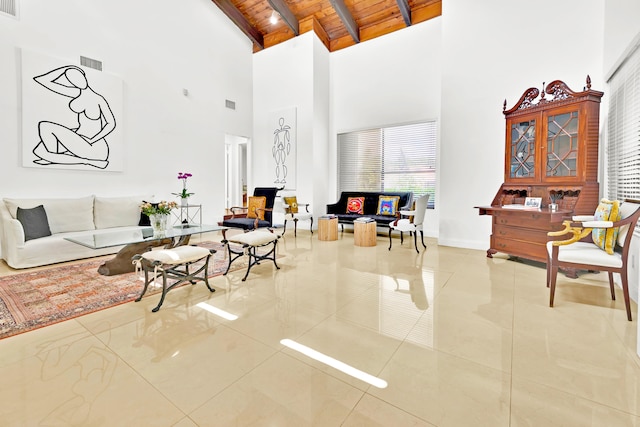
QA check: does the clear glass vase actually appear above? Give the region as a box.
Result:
[149,214,169,236]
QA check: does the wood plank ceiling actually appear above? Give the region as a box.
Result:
[211,0,442,52]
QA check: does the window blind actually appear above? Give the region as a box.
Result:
[607,42,640,201]
[338,121,437,208]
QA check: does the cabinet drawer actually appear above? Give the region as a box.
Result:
[493,210,550,230]
[491,236,547,262]
[493,225,550,244]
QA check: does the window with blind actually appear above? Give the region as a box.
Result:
[607,39,640,202]
[338,121,437,208]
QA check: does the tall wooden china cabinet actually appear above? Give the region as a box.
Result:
[477,76,604,264]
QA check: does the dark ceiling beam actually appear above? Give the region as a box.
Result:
[396,0,412,26]
[329,0,360,43]
[267,0,299,35]
[210,0,264,49]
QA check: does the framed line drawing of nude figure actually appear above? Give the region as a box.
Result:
[21,49,124,171]
[269,107,296,188]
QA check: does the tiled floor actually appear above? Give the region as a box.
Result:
[1,230,639,426]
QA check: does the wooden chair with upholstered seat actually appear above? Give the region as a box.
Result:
[546,199,640,321]
[280,192,313,237]
[221,187,282,238]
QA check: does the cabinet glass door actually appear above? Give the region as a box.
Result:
[510,119,536,178]
[546,111,579,177]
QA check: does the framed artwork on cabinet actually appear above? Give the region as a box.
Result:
[524,197,542,209]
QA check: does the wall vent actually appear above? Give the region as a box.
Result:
[225,99,236,110]
[80,56,102,71]
[0,0,18,18]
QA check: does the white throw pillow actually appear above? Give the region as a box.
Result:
[94,196,145,229]
[4,196,95,234]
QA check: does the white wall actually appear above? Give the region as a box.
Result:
[439,0,605,249]
[252,32,331,223]
[603,0,640,76]
[0,0,253,227]
[330,19,442,237]
[312,36,331,224]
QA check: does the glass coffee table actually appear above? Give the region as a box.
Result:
[65,224,226,276]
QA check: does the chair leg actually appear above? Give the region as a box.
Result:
[546,250,553,288]
[549,263,559,307]
[546,259,550,288]
[309,217,314,234]
[388,228,393,251]
[413,231,419,253]
[152,270,169,313]
[293,218,298,237]
[620,270,632,321]
[420,231,426,249]
[608,272,616,301]
[282,220,287,236]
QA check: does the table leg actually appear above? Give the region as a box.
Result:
[97,236,191,276]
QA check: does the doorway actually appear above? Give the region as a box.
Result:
[224,134,248,209]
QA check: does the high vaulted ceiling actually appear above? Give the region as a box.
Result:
[211,0,442,53]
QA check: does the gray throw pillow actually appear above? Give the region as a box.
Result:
[138,201,159,226]
[17,205,52,241]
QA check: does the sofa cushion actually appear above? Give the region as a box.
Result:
[4,196,95,234]
[222,217,271,230]
[94,196,144,229]
[17,205,52,241]
[332,213,398,225]
[377,196,400,216]
[138,201,158,226]
[347,197,364,214]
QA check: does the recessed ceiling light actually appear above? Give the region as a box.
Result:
[270,10,279,25]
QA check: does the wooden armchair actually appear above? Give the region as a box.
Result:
[280,192,313,237]
[546,199,640,321]
[221,187,282,238]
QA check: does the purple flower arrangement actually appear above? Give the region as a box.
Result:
[172,172,194,199]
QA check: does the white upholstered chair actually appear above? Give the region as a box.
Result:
[280,192,313,237]
[546,199,640,321]
[388,194,429,253]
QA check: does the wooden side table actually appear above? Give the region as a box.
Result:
[318,216,338,241]
[354,220,377,247]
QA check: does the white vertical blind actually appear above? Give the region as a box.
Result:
[607,43,640,201]
[338,121,437,208]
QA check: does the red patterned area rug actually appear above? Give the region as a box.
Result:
[0,241,245,340]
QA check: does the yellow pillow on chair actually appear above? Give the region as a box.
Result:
[592,199,621,255]
[283,196,299,214]
[247,196,266,220]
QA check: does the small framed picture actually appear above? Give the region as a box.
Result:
[524,197,542,208]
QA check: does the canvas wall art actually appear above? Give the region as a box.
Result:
[269,107,296,188]
[21,49,124,171]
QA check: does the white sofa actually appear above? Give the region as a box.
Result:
[0,195,149,269]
